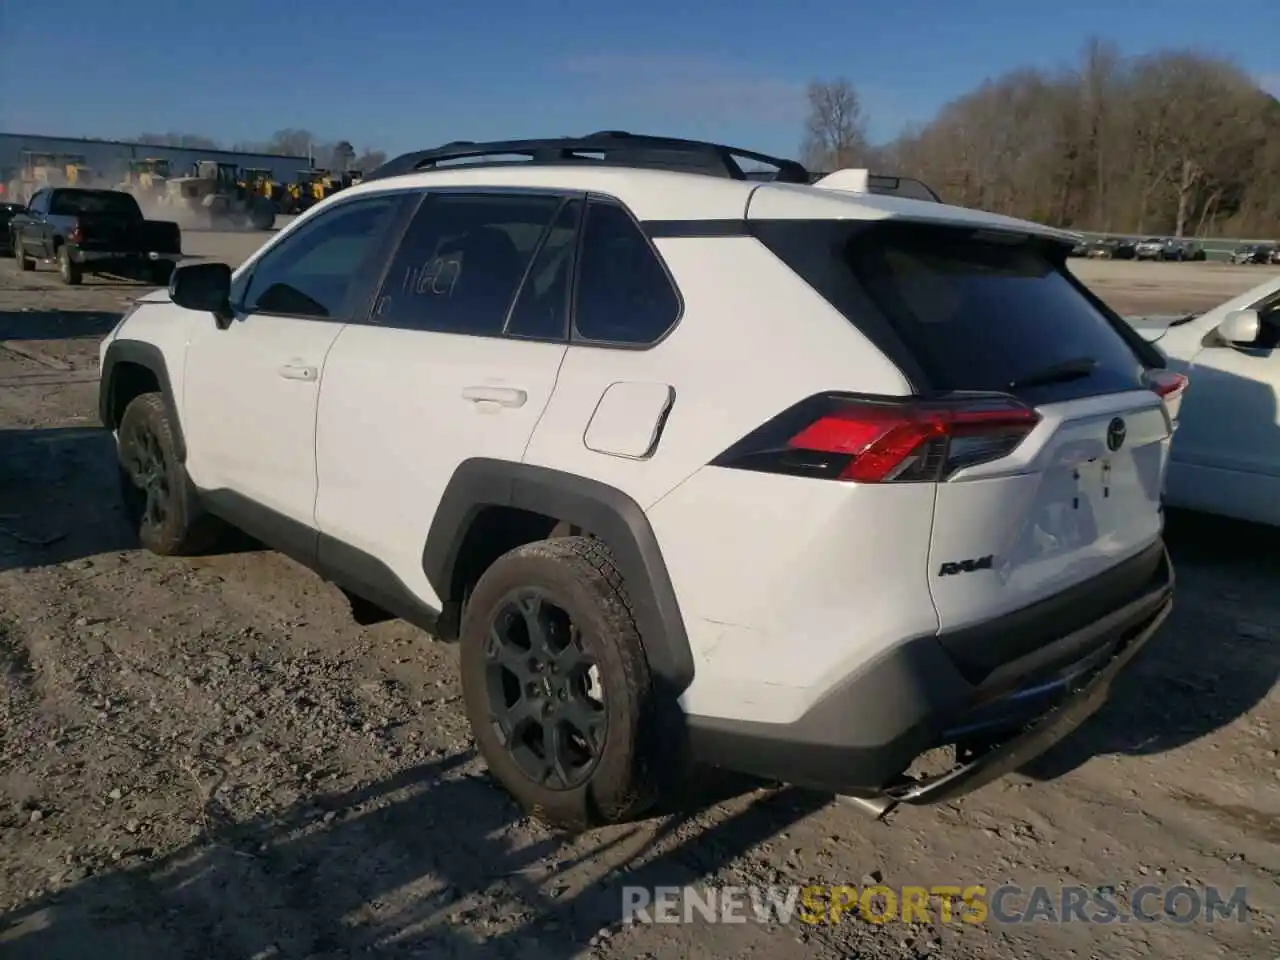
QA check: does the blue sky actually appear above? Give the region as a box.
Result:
[2,0,1277,160]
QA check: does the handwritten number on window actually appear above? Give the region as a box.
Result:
[402,255,462,298]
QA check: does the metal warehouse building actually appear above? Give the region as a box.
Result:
[0,132,308,188]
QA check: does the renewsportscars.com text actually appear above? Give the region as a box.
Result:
[621,883,1250,926]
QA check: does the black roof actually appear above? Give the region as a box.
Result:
[363,131,812,184]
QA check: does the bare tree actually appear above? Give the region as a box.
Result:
[1072,36,1123,228]
[865,45,1280,238]
[265,129,318,159]
[329,140,356,173]
[801,79,870,171]
[355,150,387,172]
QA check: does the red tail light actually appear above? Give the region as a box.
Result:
[712,394,1041,484]
[1144,370,1187,402]
[67,224,83,244]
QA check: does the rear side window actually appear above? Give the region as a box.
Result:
[573,201,680,345]
[371,192,564,336]
[756,221,1148,400]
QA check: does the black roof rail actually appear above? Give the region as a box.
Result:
[362,131,812,184]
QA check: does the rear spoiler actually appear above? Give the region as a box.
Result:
[809,168,941,203]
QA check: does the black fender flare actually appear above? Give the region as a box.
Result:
[422,458,696,696]
[99,338,187,462]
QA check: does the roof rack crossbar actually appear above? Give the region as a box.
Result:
[363,132,811,184]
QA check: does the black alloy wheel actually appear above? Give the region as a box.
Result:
[121,418,171,533]
[484,589,606,791]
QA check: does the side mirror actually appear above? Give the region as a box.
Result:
[171,262,234,328]
[1217,309,1261,346]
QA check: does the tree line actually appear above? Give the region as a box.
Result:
[127,129,387,175]
[801,41,1280,239]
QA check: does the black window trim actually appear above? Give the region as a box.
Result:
[259,184,686,349]
[350,184,585,343]
[501,195,585,343]
[231,189,419,325]
[1251,287,1280,315]
[567,193,686,351]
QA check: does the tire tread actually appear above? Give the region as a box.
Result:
[117,392,220,556]
[459,535,660,831]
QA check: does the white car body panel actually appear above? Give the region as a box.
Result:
[314,326,567,609]
[1131,274,1280,526]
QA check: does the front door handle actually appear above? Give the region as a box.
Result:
[462,385,527,408]
[278,363,318,381]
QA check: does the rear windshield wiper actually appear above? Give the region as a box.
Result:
[1008,357,1098,391]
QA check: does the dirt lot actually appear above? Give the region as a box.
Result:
[1,240,1278,959]
[1068,258,1280,315]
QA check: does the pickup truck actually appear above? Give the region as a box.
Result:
[0,201,24,256]
[7,187,182,286]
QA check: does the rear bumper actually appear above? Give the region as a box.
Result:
[685,541,1174,802]
[73,248,181,265]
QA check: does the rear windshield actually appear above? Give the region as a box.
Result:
[754,220,1150,400]
[50,190,141,218]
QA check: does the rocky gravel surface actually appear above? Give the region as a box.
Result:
[0,246,1277,959]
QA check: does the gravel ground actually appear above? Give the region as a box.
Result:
[1068,258,1280,315]
[0,238,1278,960]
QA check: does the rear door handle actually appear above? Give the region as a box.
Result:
[278,363,318,381]
[462,386,527,408]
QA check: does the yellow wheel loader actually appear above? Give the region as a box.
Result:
[291,168,335,212]
[116,158,172,204]
[14,152,84,201]
[240,168,285,208]
[160,160,275,230]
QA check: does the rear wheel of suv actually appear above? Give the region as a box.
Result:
[116,392,220,556]
[459,536,659,830]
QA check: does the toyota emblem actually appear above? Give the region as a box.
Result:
[1106,417,1127,452]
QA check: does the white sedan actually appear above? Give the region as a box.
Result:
[1127,274,1280,526]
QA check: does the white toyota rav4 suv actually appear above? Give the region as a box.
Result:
[98,133,1181,830]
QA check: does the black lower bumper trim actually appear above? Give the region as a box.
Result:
[685,543,1174,799]
[888,596,1171,804]
[937,539,1166,685]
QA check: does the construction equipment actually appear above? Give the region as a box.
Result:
[279,169,320,214]
[240,167,285,207]
[281,180,304,215]
[296,168,336,211]
[116,158,171,203]
[65,163,98,187]
[8,152,88,201]
[159,159,275,230]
